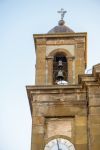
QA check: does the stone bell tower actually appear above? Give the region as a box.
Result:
[34,17,87,85]
[26,9,100,150]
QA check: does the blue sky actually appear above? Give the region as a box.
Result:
[0,0,100,150]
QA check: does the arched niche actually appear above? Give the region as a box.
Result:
[53,52,68,84]
[47,48,73,85]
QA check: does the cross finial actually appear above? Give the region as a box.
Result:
[57,8,67,20]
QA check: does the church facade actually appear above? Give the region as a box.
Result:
[26,9,100,150]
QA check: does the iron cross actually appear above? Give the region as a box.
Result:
[57,8,67,20]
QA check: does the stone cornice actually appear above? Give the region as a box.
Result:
[26,85,85,115]
[33,32,87,39]
[26,84,82,90]
[78,64,100,86]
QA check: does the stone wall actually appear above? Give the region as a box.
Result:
[27,63,100,150]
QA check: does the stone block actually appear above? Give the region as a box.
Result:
[32,116,45,125]
[75,144,88,150]
[75,126,87,144]
[75,116,87,126]
[90,135,100,150]
[32,125,44,134]
[89,107,100,115]
[90,124,100,135]
[31,133,44,150]
[89,96,100,106]
[89,115,100,124]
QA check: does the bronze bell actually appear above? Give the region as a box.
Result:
[56,70,64,81]
[58,60,63,67]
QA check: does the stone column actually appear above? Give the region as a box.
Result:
[31,116,45,150]
[35,39,46,85]
[88,85,100,150]
[75,115,88,150]
[68,57,75,84]
[47,57,53,85]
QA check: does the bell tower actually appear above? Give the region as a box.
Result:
[34,10,87,85]
[27,9,90,150]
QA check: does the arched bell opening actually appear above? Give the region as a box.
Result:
[53,53,68,85]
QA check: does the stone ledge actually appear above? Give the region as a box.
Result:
[33,32,87,38]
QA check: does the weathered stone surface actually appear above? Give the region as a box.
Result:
[26,64,100,150]
[75,144,88,150]
[45,118,73,138]
[34,33,87,85]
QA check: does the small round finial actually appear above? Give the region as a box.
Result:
[58,20,65,26]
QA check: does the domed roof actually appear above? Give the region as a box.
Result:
[48,20,74,33]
